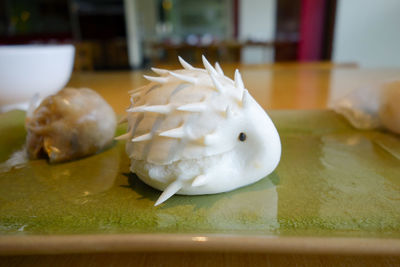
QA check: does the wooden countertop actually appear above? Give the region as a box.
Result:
[66,62,399,115]
[2,63,400,266]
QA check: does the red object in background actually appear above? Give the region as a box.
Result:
[298,0,327,61]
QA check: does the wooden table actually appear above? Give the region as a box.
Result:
[67,62,340,114]
[65,62,398,115]
[2,63,400,266]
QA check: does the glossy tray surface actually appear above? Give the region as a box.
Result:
[0,110,399,238]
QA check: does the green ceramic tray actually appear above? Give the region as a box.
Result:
[1,110,400,241]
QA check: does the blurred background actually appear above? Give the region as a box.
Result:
[1,0,400,70]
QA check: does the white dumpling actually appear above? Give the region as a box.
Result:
[331,80,400,134]
[119,56,281,205]
[379,81,400,134]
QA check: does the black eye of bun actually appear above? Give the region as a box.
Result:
[238,132,246,142]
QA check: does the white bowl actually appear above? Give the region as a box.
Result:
[0,44,75,113]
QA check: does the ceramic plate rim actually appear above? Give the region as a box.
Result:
[1,234,400,256]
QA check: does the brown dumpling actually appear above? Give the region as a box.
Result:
[26,88,117,163]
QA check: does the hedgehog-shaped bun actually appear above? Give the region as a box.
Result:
[118,56,281,205]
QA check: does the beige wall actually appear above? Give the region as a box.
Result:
[239,0,276,64]
[333,0,400,67]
